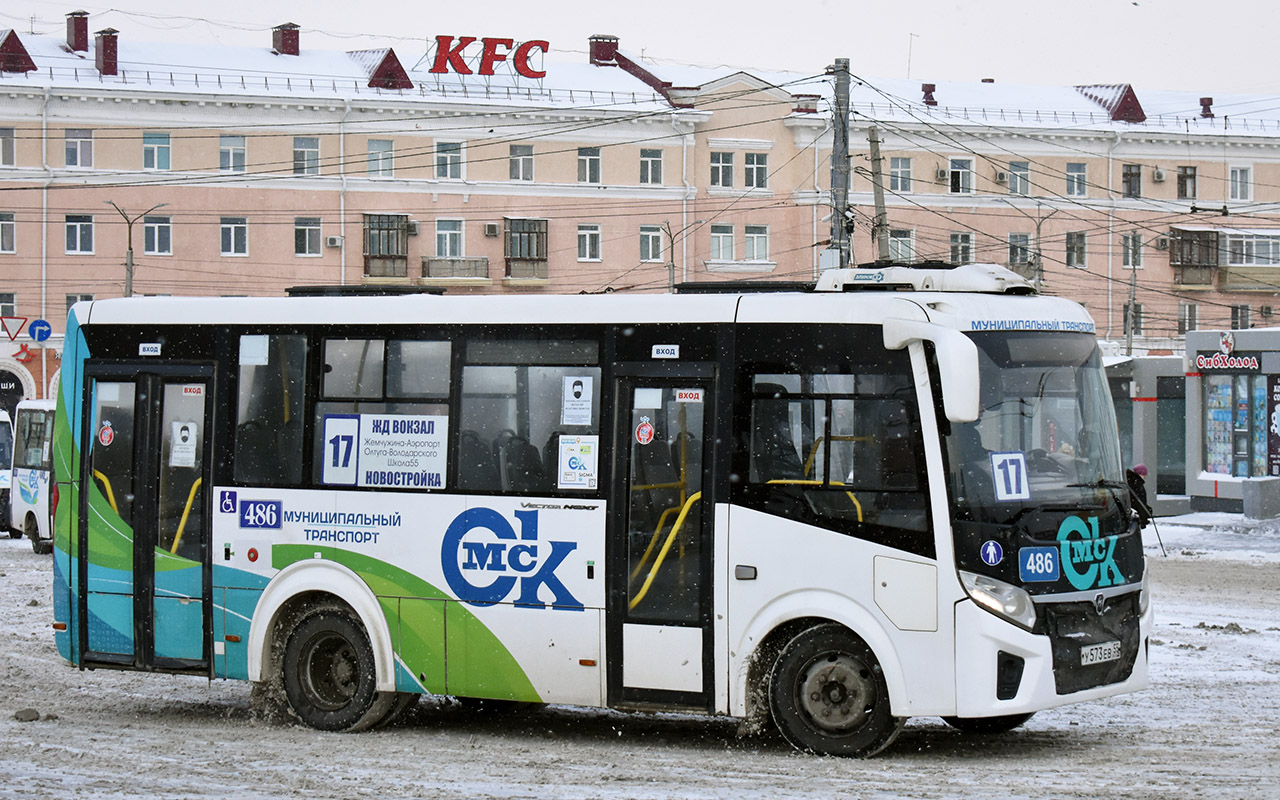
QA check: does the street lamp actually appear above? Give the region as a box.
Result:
[105,201,168,297]
[662,218,705,293]
[998,197,1057,293]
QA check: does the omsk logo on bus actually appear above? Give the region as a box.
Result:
[1056,515,1123,591]
[442,508,583,610]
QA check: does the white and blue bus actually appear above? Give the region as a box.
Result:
[0,408,12,537]
[51,263,1150,756]
[13,398,56,553]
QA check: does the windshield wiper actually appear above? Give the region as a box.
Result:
[1067,479,1130,514]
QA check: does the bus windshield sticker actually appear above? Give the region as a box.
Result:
[239,334,269,366]
[557,434,598,490]
[651,344,679,359]
[635,417,655,445]
[169,421,199,468]
[675,388,703,403]
[561,376,593,426]
[989,451,1031,501]
[322,413,449,489]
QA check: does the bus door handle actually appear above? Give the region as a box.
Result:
[735,565,757,580]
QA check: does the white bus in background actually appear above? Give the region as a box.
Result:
[0,409,12,538]
[52,264,1151,757]
[12,399,56,554]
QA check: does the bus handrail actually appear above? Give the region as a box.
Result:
[168,477,203,555]
[628,491,702,611]
[92,470,120,514]
[803,434,871,478]
[765,479,863,522]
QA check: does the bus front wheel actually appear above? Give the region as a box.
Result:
[768,624,904,757]
[282,605,393,732]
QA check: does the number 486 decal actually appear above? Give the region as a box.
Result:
[990,452,1031,501]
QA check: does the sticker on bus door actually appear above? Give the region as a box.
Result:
[989,451,1031,501]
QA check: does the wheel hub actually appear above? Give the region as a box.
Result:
[798,653,873,732]
[303,632,359,711]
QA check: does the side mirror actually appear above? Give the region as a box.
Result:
[883,318,980,423]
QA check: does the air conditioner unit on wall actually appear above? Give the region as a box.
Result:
[1152,168,1166,182]
[936,167,949,182]
[324,235,344,248]
[1155,236,1170,251]
[484,222,501,238]
[407,220,420,236]
[1262,306,1275,318]
[994,170,1008,183]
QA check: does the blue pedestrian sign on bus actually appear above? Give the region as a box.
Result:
[28,319,52,342]
[980,540,1004,566]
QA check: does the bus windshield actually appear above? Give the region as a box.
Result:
[945,331,1127,531]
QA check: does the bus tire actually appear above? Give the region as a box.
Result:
[941,712,1034,734]
[26,515,51,555]
[768,624,904,757]
[282,604,393,732]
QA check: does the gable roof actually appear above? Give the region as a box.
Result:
[1076,83,1147,123]
[0,29,37,74]
[348,48,413,90]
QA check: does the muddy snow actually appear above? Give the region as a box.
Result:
[1,516,1277,799]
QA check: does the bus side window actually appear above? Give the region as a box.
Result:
[235,334,307,486]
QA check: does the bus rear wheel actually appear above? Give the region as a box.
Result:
[26,515,51,555]
[769,624,904,757]
[282,605,392,732]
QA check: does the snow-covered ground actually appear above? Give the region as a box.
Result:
[1,516,1277,799]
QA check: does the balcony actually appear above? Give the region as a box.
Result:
[505,258,548,280]
[1173,265,1215,288]
[422,256,490,280]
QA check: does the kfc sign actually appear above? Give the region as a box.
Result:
[431,36,549,78]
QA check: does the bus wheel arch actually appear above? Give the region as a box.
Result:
[768,622,905,757]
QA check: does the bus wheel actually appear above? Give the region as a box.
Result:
[942,712,1034,734]
[282,605,392,732]
[26,516,51,555]
[769,624,904,757]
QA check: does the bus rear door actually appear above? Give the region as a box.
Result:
[78,364,213,674]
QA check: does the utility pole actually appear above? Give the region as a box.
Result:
[999,199,1057,293]
[828,58,851,269]
[1125,253,1138,355]
[106,201,167,297]
[867,125,890,261]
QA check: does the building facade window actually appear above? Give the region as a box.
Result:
[888,229,915,262]
[577,147,601,184]
[143,215,172,255]
[710,223,734,260]
[1122,232,1143,268]
[509,145,534,181]
[744,225,769,260]
[889,157,912,193]
[948,158,973,194]
[1230,166,1252,201]
[1008,233,1031,266]
[364,214,410,277]
[1177,166,1197,200]
[504,218,548,278]
[436,219,463,257]
[949,232,974,263]
[66,293,92,313]
[293,137,319,175]
[295,217,321,256]
[436,142,463,179]
[640,225,663,262]
[577,224,601,261]
[368,139,393,177]
[65,129,93,168]
[710,152,733,188]
[1008,161,1030,195]
[745,153,768,189]
[1179,302,1198,335]
[1225,233,1280,265]
[65,214,93,254]
[220,135,246,172]
[143,132,171,170]
[1231,304,1251,329]
[1122,164,1142,198]
[1065,162,1087,197]
[1066,231,1087,268]
[0,127,14,166]
[0,212,14,253]
[0,293,15,317]
[220,217,248,256]
[640,149,662,184]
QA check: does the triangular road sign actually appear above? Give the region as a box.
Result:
[0,317,27,341]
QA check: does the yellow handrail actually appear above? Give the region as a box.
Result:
[169,477,203,554]
[629,491,702,611]
[803,434,871,478]
[765,478,863,521]
[92,470,119,514]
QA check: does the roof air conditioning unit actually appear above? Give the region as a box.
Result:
[324,235,344,248]
[407,220,420,236]
[994,170,1008,183]
[1152,168,1166,182]
[1155,236,1170,251]
[935,167,949,182]
[484,222,501,238]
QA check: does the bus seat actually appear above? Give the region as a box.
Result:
[458,429,498,489]
[542,431,567,479]
[504,436,547,493]
[751,386,804,481]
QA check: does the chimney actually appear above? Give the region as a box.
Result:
[922,83,937,106]
[792,93,820,114]
[588,34,619,66]
[95,28,118,76]
[273,22,299,56]
[66,10,88,52]
[981,77,994,84]
[1199,97,1214,119]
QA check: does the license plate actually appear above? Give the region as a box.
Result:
[1080,640,1122,666]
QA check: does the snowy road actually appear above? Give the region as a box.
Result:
[1,519,1277,799]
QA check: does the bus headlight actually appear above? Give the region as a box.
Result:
[960,570,1037,631]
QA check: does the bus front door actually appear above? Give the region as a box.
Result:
[79,366,213,674]
[610,368,714,709]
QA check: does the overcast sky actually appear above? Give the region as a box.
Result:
[3,0,1277,95]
